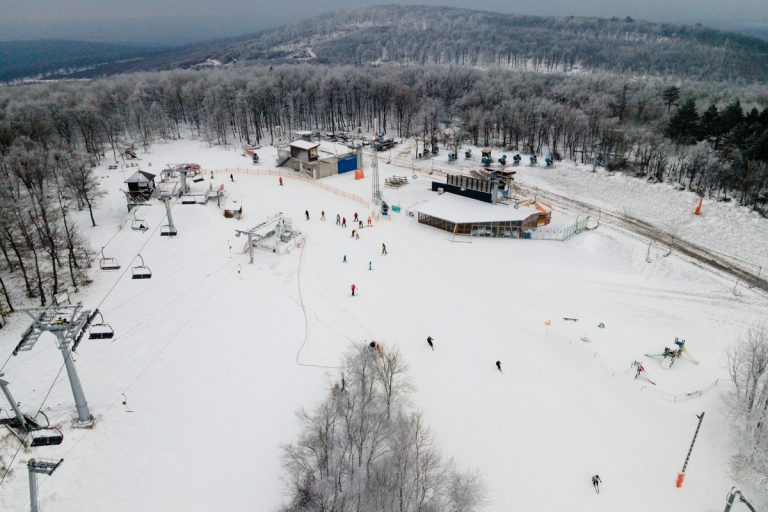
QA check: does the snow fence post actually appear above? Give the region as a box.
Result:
[677,411,705,487]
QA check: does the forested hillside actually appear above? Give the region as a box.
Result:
[161,5,768,82]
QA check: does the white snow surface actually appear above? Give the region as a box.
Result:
[412,192,539,223]
[0,138,766,511]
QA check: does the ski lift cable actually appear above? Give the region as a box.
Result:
[0,350,69,489]
[46,264,237,475]
[103,237,232,314]
[94,200,173,311]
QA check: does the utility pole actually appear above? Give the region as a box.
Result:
[15,304,95,427]
[676,411,704,487]
[28,458,64,512]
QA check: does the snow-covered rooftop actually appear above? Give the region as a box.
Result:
[317,140,356,157]
[412,192,539,223]
[289,140,319,150]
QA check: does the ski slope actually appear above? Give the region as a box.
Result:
[0,138,766,511]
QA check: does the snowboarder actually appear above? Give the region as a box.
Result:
[336,214,341,225]
[381,243,387,255]
[342,217,347,228]
[343,255,347,263]
[591,475,602,494]
[305,210,310,220]
[351,283,356,296]
[368,261,372,271]
[321,211,326,220]
[354,212,359,222]
[279,176,284,186]
[229,173,234,182]
[496,360,502,372]
[367,216,372,227]
[427,336,434,350]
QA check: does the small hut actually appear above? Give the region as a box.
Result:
[124,171,156,198]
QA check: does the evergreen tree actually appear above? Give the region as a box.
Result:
[662,86,680,113]
[666,98,700,144]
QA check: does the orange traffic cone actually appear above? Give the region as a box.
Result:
[694,197,703,215]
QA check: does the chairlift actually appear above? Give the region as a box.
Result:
[88,310,115,340]
[131,209,148,232]
[131,254,152,279]
[160,225,178,237]
[30,426,64,447]
[99,247,121,271]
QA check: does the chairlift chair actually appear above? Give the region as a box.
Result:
[131,209,148,232]
[131,254,152,279]
[160,225,178,237]
[30,426,64,447]
[88,311,115,340]
[99,248,121,271]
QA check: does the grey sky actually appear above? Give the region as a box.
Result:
[0,0,765,44]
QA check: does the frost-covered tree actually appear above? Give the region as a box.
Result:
[726,323,768,497]
[279,345,485,512]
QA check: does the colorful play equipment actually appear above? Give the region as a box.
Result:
[646,338,698,369]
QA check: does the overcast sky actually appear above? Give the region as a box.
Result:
[0,0,765,44]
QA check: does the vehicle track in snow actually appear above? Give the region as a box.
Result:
[387,149,768,295]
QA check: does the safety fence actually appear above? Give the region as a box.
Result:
[543,327,727,403]
[213,167,379,220]
[530,217,588,241]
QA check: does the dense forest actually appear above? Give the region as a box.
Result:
[0,63,767,315]
[164,6,768,82]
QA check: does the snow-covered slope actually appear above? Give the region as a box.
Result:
[0,138,765,511]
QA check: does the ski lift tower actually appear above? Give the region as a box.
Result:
[371,148,381,205]
[28,458,64,512]
[159,193,178,237]
[14,303,96,427]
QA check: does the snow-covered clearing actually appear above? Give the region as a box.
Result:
[0,138,766,511]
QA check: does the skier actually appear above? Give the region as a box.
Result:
[343,255,347,263]
[634,363,644,379]
[342,217,347,228]
[381,243,387,255]
[358,220,364,229]
[427,336,434,350]
[351,229,356,238]
[210,171,214,179]
[354,212,359,222]
[591,475,602,494]
[351,283,356,296]
[368,261,372,271]
[336,214,341,225]
[367,216,372,227]
[305,210,310,220]
[279,176,284,186]
[321,211,326,220]
[230,173,234,182]
[496,360,502,372]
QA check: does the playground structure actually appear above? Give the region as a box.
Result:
[646,338,698,369]
[235,213,305,262]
